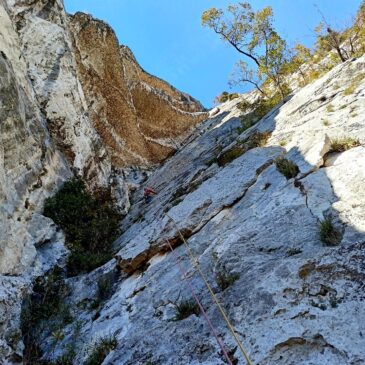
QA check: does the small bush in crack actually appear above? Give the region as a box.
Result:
[244,131,271,149]
[275,158,299,179]
[218,132,271,167]
[319,218,341,246]
[343,73,365,95]
[21,267,73,364]
[329,137,360,153]
[217,146,245,166]
[85,335,118,365]
[217,91,239,103]
[326,104,334,113]
[43,178,122,276]
[238,93,285,129]
[53,348,76,365]
[216,271,240,291]
[279,139,287,146]
[91,274,115,309]
[174,300,200,320]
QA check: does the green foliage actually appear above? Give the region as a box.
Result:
[216,270,239,291]
[310,0,365,70]
[275,158,299,179]
[217,146,245,167]
[91,274,114,309]
[238,116,255,133]
[329,137,360,152]
[238,92,285,133]
[66,251,113,277]
[326,104,334,113]
[254,92,285,118]
[53,349,76,365]
[343,84,356,96]
[319,218,341,246]
[202,2,289,98]
[97,276,113,301]
[21,268,73,364]
[204,0,365,100]
[174,300,200,320]
[217,131,270,167]
[245,131,271,149]
[306,69,325,84]
[282,44,313,85]
[85,335,118,365]
[343,73,365,96]
[217,91,229,103]
[228,92,240,100]
[217,91,240,103]
[314,22,348,63]
[279,139,287,146]
[236,99,252,114]
[352,2,365,56]
[43,178,121,276]
[171,196,184,207]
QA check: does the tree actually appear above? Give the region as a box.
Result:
[229,60,267,96]
[202,4,260,66]
[202,2,289,98]
[314,22,348,62]
[281,44,314,84]
[347,0,365,57]
[313,2,353,63]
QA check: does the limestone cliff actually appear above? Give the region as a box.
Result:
[26,55,364,365]
[1,0,365,364]
[69,12,207,167]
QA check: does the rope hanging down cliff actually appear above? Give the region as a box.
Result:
[162,209,254,365]
[164,238,234,365]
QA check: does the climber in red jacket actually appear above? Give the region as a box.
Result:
[144,187,157,203]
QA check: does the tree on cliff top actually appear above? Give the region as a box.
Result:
[202,2,289,98]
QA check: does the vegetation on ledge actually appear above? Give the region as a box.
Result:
[43,178,122,276]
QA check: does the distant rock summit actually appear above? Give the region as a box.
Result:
[69,12,207,167]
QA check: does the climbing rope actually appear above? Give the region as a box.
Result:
[164,212,254,365]
[164,238,234,365]
[138,192,253,364]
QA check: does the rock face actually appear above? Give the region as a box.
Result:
[24,54,365,365]
[69,12,207,167]
[0,1,70,361]
[4,0,111,186]
[0,0,206,362]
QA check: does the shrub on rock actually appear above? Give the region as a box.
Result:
[43,178,121,276]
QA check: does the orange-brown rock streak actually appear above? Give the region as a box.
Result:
[69,13,208,167]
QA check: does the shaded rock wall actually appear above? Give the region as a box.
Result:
[4,0,111,186]
[0,2,69,361]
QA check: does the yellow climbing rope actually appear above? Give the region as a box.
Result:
[165,212,254,365]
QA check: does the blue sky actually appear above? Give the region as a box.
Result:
[64,0,362,107]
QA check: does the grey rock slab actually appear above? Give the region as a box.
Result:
[116,147,283,273]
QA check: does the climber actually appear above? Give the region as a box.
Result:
[144,187,157,204]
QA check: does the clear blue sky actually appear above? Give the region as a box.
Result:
[64,0,362,108]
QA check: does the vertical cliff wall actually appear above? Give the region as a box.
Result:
[69,12,207,167]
